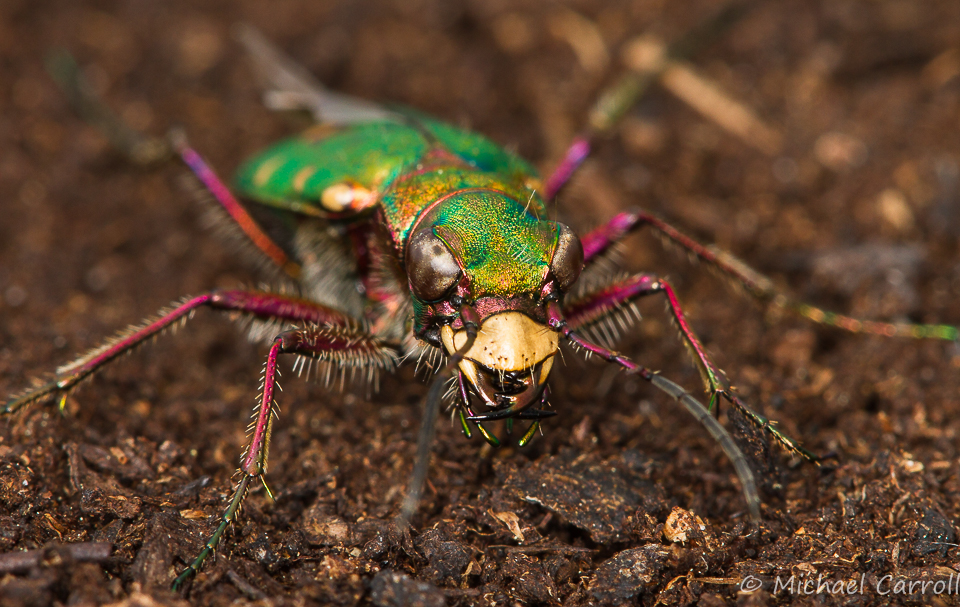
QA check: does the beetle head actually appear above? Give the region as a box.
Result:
[406,192,583,417]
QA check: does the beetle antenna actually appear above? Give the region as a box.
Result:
[545,301,760,522]
[399,306,480,526]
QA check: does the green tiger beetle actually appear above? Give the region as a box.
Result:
[4,17,959,591]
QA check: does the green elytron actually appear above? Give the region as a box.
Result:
[5,24,958,592]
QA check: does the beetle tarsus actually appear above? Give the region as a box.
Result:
[174,325,397,590]
[2,379,60,416]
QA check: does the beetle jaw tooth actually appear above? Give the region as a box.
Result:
[441,324,480,385]
[538,355,554,386]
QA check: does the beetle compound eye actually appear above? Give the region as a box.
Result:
[550,224,583,292]
[406,227,462,302]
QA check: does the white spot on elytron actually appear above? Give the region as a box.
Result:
[293,166,316,192]
[253,156,283,187]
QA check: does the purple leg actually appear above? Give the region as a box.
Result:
[566,273,727,393]
[545,300,761,521]
[48,55,297,278]
[173,135,302,278]
[3,289,356,415]
[564,272,817,461]
[542,8,753,201]
[544,136,591,201]
[580,209,959,341]
[173,323,398,589]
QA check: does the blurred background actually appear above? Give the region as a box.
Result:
[1,0,959,604]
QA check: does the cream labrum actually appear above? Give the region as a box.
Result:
[441,312,558,414]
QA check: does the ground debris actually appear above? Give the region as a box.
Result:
[499,552,561,605]
[586,545,669,602]
[370,570,445,607]
[415,528,473,585]
[504,448,664,543]
[131,513,182,590]
[911,507,956,557]
[0,541,111,573]
[662,506,709,545]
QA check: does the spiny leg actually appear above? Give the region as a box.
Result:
[53,35,399,284]
[545,301,761,522]
[3,289,356,415]
[173,324,398,590]
[580,209,959,342]
[46,49,301,279]
[564,273,817,462]
[173,134,301,277]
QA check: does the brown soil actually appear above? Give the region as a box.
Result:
[2,1,960,605]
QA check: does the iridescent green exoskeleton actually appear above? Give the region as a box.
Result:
[5,23,959,593]
[228,109,579,441]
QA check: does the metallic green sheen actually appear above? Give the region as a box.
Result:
[425,190,557,299]
[379,166,544,249]
[234,114,539,225]
[415,112,535,179]
[234,122,423,217]
[233,112,556,304]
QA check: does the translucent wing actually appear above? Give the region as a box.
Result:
[233,23,398,125]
